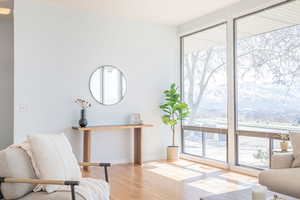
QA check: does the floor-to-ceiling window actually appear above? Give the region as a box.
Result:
[235,0,300,169]
[181,0,300,169]
[181,23,228,162]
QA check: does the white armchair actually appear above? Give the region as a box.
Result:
[0,139,110,200]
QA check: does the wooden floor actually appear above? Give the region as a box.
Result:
[84,159,257,200]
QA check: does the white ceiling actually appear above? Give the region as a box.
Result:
[184,0,300,54]
[45,0,241,26]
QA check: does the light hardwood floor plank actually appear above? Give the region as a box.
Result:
[83,159,257,200]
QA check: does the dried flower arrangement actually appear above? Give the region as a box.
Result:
[277,133,290,141]
[75,98,92,109]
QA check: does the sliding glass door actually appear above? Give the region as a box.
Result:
[181,23,228,162]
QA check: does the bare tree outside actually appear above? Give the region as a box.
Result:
[183,46,226,125]
[182,24,228,160]
[183,24,300,131]
[183,19,300,168]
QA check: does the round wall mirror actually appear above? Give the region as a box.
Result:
[89,65,127,105]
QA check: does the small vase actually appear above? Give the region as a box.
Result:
[280,141,288,152]
[79,109,88,127]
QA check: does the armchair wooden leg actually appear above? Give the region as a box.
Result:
[70,184,76,200]
[104,166,109,182]
[98,163,111,182]
[65,181,79,200]
[0,177,4,199]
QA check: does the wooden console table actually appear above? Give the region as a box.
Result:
[72,124,153,170]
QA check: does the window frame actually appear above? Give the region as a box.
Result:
[180,22,229,163]
[233,0,298,169]
[180,0,298,170]
[182,126,228,163]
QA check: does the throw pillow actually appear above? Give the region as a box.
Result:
[27,133,81,193]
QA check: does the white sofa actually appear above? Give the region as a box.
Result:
[259,153,300,198]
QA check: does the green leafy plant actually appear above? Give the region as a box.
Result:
[160,83,190,146]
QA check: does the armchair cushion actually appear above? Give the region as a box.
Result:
[0,147,36,199]
[28,133,81,193]
[271,153,294,169]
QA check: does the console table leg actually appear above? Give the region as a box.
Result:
[134,128,143,165]
[83,130,92,171]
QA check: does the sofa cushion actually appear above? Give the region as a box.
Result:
[28,133,81,193]
[259,168,300,198]
[290,133,300,167]
[19,191,85,200]
[0,147,36,199]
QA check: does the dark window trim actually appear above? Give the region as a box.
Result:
[183,126,227,134]
[180,22,227,39]
[236,130,286,140]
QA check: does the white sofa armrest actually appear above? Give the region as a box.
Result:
[271,153,294,169]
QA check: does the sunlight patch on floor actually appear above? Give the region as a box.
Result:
[146,163,203,181]
[219,172,257,184]
[170,160,196,167]
[184,163,222,173]
[146,162,168,167]
[170,160,222,173]
[188,177,249,195]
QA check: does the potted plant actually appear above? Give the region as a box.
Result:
[160,83,190,161]
[277,133,290,152]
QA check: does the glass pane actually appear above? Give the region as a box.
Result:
[238,136,269,169]
[183,24,227,128]
[205,133,227,162]
[183,131,203,156]
[236,1,300,132]
[103,67,122,104]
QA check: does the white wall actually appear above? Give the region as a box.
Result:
[14,0,178,163]
[0,13,14,150]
